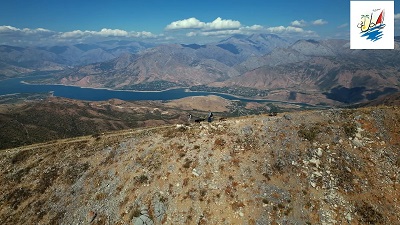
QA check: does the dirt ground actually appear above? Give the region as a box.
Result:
[0,106,399,224]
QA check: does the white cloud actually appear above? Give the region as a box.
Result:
[312,19,328,25]
[186,29,242,37]
[186,31,197,37]
[204,17,241,30]
[264,25,318,38]
[60,30,87,38]
[291,20,307,27]
[166,17,322,40]
[185,24,263,37]
[186,22,318,39]
[241,25,263,31]
[0,26,53,34]
[131,31,158,38]
[266,26,304,33]
[97,28,129,37]
[0,25,20,32]
[58,28,158,39]
[165,17,205,30]
[165,17,241,31]
[0,25,159,46]
[395,13,400,20]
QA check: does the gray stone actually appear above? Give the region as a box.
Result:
[352,137,363,147]
[284,114,292,120]
[241,126,253,135]
[134,214,154,225]
[153,201,166,223]
[316,148,323,157]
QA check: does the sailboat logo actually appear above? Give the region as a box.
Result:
[357,9,385,42]
[350,1,394,49]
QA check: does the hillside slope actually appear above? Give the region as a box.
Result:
[0,107,399,224]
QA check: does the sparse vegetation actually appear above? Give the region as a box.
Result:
[136,174,149,184]
[343,121,357,138]
[0,106,399,224]
[130,206,142,219]
[183,159,192,168]
[65,162,90,185]
[37,167,59,193]
[298,123,320,142]
[231,201,245,211]
[4,187,32,210]
[214,138,226,147]
[356,201,384,224]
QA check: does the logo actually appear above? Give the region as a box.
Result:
[358,8,385,41]
[350,1,394,49]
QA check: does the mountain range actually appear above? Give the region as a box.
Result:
[1,34,399,105]
[0,41,153,78]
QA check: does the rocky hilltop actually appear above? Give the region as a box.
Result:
[1,106,399,224]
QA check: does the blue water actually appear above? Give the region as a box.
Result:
[0,76,315,107]
[361,24,385,42]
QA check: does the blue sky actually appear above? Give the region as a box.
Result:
[0,0,399,46]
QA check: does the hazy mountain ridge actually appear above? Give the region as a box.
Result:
[0,106,399,224]
[0,41,153,78]
[2,34,400,105]
[53,42,247,88]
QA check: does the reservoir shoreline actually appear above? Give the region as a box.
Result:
[1,76,323,108]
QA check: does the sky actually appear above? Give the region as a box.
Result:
[0,0,399,46]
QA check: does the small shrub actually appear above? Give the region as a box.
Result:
[355,201,384,224]
[130,206,141,219]
[37,167,59,193]
[183,178,189,186]
[160,196,167,203]
[262,172,271,181]
[136,174,148,183]
[298,124,320,142]
[225,186,234,198]
[396,155,400,167]
[231,201,245,211]
[284,208,293,216]
[5,187,32,210]
[343,122,357,138]
[214,138,226,147]
[162,129,176,138]
[92,133,101,140]
[11,150,32,164]
[65,162,90,185]
[183,160,192,168]
[199,189,207,201]
[95,192,107,201]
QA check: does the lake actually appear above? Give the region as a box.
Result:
[0,76,317,107]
